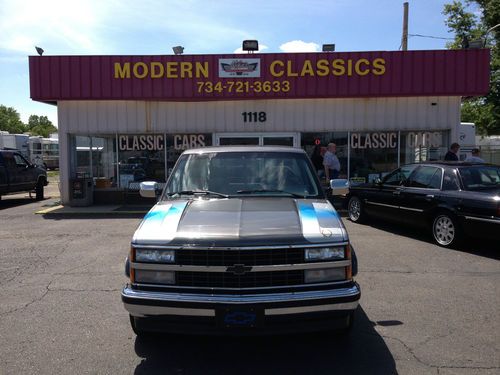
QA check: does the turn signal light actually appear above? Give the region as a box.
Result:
[129,246,135,283]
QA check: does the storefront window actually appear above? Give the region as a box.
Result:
[117,134,165,187]
[92,136,117,188]
[400,131,449,164]
[73,136,117,188]
[165,133,212,177]
[349,132,399,183]
[301,132,348,178]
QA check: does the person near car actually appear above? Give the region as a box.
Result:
[323,143,340,180]
[444,143,460,161]
[465,148,485,163]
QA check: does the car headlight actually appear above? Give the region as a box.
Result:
[134,270,175,285]
[305,268,345,283]
[135,249,175,263]
[305,247,344,261]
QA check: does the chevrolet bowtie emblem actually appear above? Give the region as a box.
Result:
[226,264,252,276]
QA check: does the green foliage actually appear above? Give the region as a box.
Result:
[0,106,57,138]
[27,115,57,137]
[443,0,500,135]
[0,105,27,134]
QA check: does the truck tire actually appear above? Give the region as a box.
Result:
[35,179,45,200]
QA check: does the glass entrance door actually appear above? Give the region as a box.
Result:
[215,133,299,147]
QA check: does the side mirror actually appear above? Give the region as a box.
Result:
[329,179,350,196]
[374,177,382,185]
[139,181,160,198]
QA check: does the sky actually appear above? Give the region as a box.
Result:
[0,0,479,128]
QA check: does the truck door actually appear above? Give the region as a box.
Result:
[0,153,8,194]
[12,153,34,190]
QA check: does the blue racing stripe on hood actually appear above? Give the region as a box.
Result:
[296,200,346,242]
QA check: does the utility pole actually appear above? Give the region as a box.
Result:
[402,2,409,51]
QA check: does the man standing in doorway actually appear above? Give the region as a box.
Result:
[444,143,460,161]
[323,143,341,180]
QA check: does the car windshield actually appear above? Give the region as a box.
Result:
[458,165,500,190]
[163,151,321,199]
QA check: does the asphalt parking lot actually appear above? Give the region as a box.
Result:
[0,192,499,374]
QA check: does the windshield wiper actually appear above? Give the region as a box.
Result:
[166,190,229,198]
[236,189,306,198]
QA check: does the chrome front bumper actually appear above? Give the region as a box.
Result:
[122,284,361,318]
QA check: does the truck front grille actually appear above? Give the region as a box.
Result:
[176,248,304,266]
[176,270,304,288]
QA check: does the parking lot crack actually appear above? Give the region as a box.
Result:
[379,333,499,371]
[48,288,121,292]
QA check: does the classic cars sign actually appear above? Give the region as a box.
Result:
[29,50,490,102]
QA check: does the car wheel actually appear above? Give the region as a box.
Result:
[35,180,44,201]
[432,212,462,248]
[348,196,365,223]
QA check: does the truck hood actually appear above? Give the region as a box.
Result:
[132,198,348,246]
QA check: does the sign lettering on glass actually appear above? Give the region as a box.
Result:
[406,132,442,148]
[119,135,164,151]
[350,133,397,149]
[173,135,206,150]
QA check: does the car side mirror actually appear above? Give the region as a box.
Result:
[329,179,350,196]
[139,181,160,199]
[374,177,382,185]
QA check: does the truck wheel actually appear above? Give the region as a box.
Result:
[35,180,44,200]
[348,196,366,223]
[432,212,462,248]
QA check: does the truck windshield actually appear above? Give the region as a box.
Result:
[163,151,321,199]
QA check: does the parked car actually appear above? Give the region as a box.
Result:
[122,146,360,335]
[345,162,500,247]
[0,150,48,201]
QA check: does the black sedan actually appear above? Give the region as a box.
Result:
[346,162,500,248]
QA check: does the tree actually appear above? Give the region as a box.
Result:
[27,115,57,138]
[0,105,27,134]
[443,0,500,135]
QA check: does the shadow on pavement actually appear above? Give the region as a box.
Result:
[133,307,396,375]
[354,218,500,261]
[0,197,38,210]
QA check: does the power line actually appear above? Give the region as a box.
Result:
[409,33,455,40]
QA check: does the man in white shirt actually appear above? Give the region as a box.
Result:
[323,143,341,180]
[465,148,485,163]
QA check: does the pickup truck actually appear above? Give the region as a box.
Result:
[122,146,360,335]
[0,150,48,201]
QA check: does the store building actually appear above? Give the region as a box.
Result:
[29,49,489,205]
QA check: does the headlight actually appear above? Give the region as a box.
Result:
[135,270,175,285]
[305,268,345,283]
[135,249,175,263]
[305,247,344,261]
